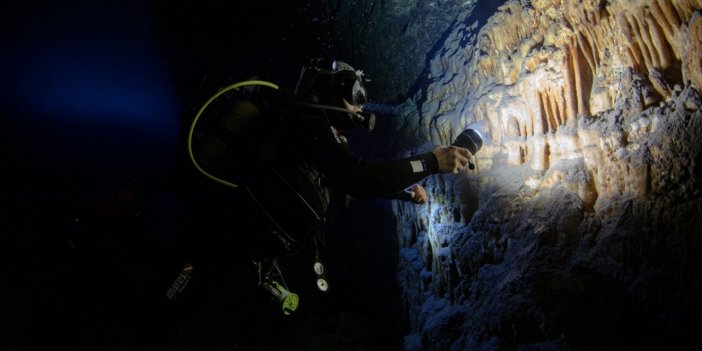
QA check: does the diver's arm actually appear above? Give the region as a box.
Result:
[301,117,438,198]
[346,146,471,200]
[301,115,471,199]
[337,154,438,199]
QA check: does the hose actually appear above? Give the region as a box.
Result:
[187,80,279,188]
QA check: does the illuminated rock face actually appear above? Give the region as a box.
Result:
[389,1,702,349]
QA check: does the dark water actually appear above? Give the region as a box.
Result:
[1,1,404,350]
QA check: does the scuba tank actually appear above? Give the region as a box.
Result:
[185,79,333,315]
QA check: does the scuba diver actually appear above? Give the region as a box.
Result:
[174,58,474,317]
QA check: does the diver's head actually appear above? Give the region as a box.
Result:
[294,58,375,132]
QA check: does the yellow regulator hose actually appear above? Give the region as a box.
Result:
[187,80,279,188]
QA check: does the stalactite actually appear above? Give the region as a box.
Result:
[597,9,616,52]
[620,14,644,72]
[418,0,700,183]
[524,99,537,137]
[673,0,695,20]
[564,46,578,123]
[661,0,684,30]
[539,91,550,133]
[638,10,661,68]
[629,12,655,71]
[557,87,567,126]
[397,2,702,345]
[646,8,675,67]
[651,1,675,48]
[507,116,520,137]
[543,140,551,171]
[571,45,584,116]
[548,89,560,131]
[576,31,597,74]
[570,33,595,117]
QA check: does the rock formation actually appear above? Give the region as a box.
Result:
[383,0,702,349]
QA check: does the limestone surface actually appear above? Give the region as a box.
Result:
[385,0,702,349]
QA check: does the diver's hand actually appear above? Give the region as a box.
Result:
[432,146,472,174]
[404,184,428,204]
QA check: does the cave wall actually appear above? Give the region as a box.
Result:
[310,0,480,102]
[369,0,702,349]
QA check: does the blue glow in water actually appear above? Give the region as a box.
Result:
[15,50,180,130]
[0,0,185,199]
[1,1,180,140]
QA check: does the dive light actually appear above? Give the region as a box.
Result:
[452,119,488,170]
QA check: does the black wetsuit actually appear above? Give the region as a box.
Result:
[241,104,439,257]
[144,98,443,338]
[286,110,438,200]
